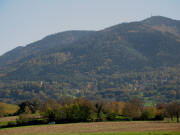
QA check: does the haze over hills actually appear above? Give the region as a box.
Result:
[0,16,180,103]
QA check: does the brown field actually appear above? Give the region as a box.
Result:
[0,121,180,135]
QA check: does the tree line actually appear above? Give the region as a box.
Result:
[0,97,180,128]
[16,98,180,123]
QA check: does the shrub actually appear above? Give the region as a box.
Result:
[154,113,164,120]
[96,111,106,121]
[7,121,17,127]
[141,107,157,120]
[106,113,116,121]
[17,114,48,126]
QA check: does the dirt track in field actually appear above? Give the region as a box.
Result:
[0,116,18,122]
[0,121,180,135]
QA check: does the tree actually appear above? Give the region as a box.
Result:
[173,102,180,123]
[122,97,143,119]
[74,98,96,122]
[165,102,180,122]
[95,101,106,121]
[59,96,74,106]
[141,106,157,120]
[165,103,175,121]
[40,99,61,122]
[17,101,39,114]
[0,103,5,117]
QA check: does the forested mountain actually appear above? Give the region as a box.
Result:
[0,16,180,103]
[0,31,94,68]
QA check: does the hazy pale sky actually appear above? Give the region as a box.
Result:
[0,0,180,56]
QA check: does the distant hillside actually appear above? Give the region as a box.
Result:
[0,31,94,67]
[0,16,180,103]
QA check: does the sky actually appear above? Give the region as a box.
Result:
[0,0,180,56]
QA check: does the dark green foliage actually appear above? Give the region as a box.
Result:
[154,114,164,120]
[16,114,48,126]
[16,101,39,114]
[7,121,17,127]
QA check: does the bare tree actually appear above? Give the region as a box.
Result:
[165,102,180,122]
[0,103,5,117]
[165,103,175,121]
[123,97,143,119]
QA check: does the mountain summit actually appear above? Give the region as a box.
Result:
[143,16,180,25]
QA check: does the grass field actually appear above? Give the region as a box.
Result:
[0,102,19,114]
[0,102,18,127]
[0,121,180,135]
[0,116,18,127]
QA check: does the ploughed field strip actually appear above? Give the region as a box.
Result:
[0,116,18,122]
[0,121,180,135]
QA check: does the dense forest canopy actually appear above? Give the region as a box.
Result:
[0,16,180,103]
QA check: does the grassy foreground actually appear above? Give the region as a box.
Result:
[17,132,180,135]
